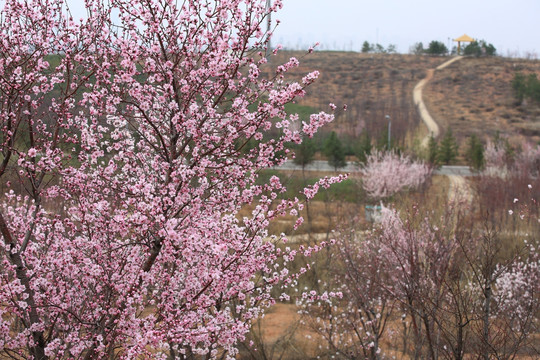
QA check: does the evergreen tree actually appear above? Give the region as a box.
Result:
[511,72,540,105]
[355,131,372,164]
[293,137,316,169]
[425,40,448,55]
[465,134,485,170]
[463,41,481,56]
[438,129,459,165]
[427,134,439,166]
[324,131,347,171]
[464,40,497,57]
[362,41,371,53]
[512,73,527,103]
[526,73,540,102]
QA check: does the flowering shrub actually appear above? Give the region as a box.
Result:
[360,150,432,200]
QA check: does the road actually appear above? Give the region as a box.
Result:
[410,56,475,203]
[413,56,463,147]
[273,160,474,176]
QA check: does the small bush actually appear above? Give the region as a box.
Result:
[425,40,448,56]
[463,40,497,56]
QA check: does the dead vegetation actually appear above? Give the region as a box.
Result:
[424,56,540,146]
[264,51,540,151]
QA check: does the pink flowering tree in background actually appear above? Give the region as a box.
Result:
[483,140,540,179]
[482,140,509,178]
[301,198,540,359]
[0,0,339,358]
[370,205,463,359]
[477,140,540,229]
[299,225,395,360]
[299,204,460,359]
[360,150,432,200]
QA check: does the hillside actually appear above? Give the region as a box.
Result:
[264,52,443,146]
[265,51,540,149]
[424,56,540,144]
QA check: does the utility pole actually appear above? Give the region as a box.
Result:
[385,115,391,151]
[265,0,272,58]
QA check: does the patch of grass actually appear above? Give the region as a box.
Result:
[256,170,364,203]
[313,178,363,203]
[283,103,319,121]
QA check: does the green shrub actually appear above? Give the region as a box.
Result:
[512,72,540,104]
[425,41,448,55]
[463,40,496,56]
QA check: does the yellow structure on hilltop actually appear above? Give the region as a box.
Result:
[453,34,474,54]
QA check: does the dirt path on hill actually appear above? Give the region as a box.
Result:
[411,55,476,206]
[414,56,463,147]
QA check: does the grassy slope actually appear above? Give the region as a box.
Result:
[265,51,540,149]
[263,52,443,146]
[424,56,540,145]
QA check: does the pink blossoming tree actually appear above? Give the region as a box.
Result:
[301,201,540,358]
[0,0,338,358]
[360,151,431,200]
[300,225,394,359]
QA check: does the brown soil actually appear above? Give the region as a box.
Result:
[256,303,301,344]
[263,52,445,146]
[263,51,540,149]
[423,56,540,146]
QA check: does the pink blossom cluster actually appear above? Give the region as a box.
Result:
[303,174,348,200]
[0,0,335,358]
[360,150,432,199]
[483,140,540,179]
[495,243,540,325]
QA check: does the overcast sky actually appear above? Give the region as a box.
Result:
[60,0,539,57]
[272,0,539,56]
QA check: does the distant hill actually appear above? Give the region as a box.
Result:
[264,51,540,148]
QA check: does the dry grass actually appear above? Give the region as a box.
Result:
[263,51,540,152]
[238,199,365,237]
[424,56,540,146]
[262,52,445,148]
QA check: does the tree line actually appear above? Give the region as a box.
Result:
[292,127,495,171]
[410,40,497,56]
[360,39,497,56]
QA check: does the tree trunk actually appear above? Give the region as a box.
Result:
[482,284,492,360]
[454,319,464,360]
[0,212,48,359]
[422,314,437,360]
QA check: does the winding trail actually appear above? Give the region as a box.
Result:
[413,56,463,147]
[411,55,475,205]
